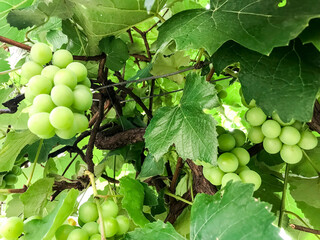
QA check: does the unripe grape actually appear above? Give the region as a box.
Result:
[261,120,281,138]
[55,122,77,139]
[239,170,261,191]
[79,202,99,224]
[221,173,241,188]
[0,217,24,240]
[0,179,6,188]
[231,129,246,147]
[82,222,99,236]
[32,94,56,113]
[231,147,250,166]
[218,133,236,152]
[272,112,295,126]
[280,144,303,164]
[55,224,76,240]
[21,61,43,81]
[51,85,74,107]
[41,65,60,82]
[216,126,226,135]
[82,78,91,88]
[4,173,18,185]
[28,75,52,95]
[74,113,89,133]
[99,217,119,238]
[215,84,223,92]
[11,166,22,176]
[217,152,239,173]
[279,126,301,145]
[49,107,74,130]
[203,166,224,185]
[90,234,101,240]
[37,130,56,139]
[30,42,52,65]
[24,86,36,103]
[245,107,267,126]
[28,112,55,136]
[298,131,318,150]
[67,228,89,240]
[67,62,87,82]
[292,121,303,131]
[54,69,77,89]
[263,137,282,154]
[235,165,250,174]
[72,88,93,111]
[218,90,227,99]
[101,200,119,218]
[116,215,130,235]
[52,49,73,68]
[248,126,264,144]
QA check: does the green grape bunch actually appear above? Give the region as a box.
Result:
[21,43,92,140]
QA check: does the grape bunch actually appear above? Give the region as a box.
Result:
[246,107,318,164]
[0,217,24,240]
[21,43,92,139]
[55,200,130,240]
[204,126,262,191]
[0,166,22,201]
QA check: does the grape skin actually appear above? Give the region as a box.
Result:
[54,69,77,89]
[217,153,239,173]
[116,215,130,235]
[245,107,267,126]
[52,49,73,68]
[100,217,119,238]
[203,166,224,185]
[67,62,88,82]
[28,75,53,96]
[239,170,261,191]
[78,202,99,224]
[49,107,74,130]
[28,112,55,136]
[218,133,236,152]
[221,173,241,188]
[72,88,93,111]
[248,126,264,144]
[279,126,301,145]
[298,131,318,150]
[231,147,250,166]
[30,42,52,65]
[231,129,246,147]
[41,65,60,82]
[67,228,89,240]
[32,94,56,113]
[21,61,43,81]
[280,144,303,164]
[0,217,24,240]
[101,200,119,218]
[261,120,281,138]
[263,137,282,154]
[51,85,74,107]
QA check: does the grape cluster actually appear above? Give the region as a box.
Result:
[204,126,262,191]
[0,166,22,201]
[55,200,130,240]
[21,43,92,139]
[246,107,318,164]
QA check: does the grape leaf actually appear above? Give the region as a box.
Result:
[144,0,156,12]
[0,49,11,83]
[299,18,320,51]
[119,176,150,227]
[46,30,68,51]
[0,101,29,130]
[5,194,24,217]
[0,0,34,41]
[157,0,320,55]
[139,154,165,178]
[141,182,158,206]
[20,178,54,218]
[145,73,219,164]
[99,36,129,71]
[211,40,320,122]
[62,19,88,55]
[190,182,281,240]
[123,220,185,240]
[24,189,79,240]
[0,130,39,172]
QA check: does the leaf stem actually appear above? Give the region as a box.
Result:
[164,189,193,205]
[302,150,320,176]
[26,139,43,187]
[0,67,21,75]
[278,163,290,227]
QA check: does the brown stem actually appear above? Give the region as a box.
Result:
[148,79,156,117]
[170,157,184,193]
[0,94,25,115]
[101,174,119,184]
[0,36,31,50]
[308,100,320,134]
[132,27,152,61]
[130,54,150,62]
[89,100,111,128]
[290,224,320,235]
[206,66,215,82]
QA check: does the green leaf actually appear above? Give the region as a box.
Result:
[157,0,320,55]
[0,101,29,130]
[0,49,11,83]
[0,130,39,171]
[20,178,54,218]
[139,154,165,178]
[99,36,129,71]
[145,73,219,164]
[119,176,150,227]
[144,0,156,12]
[141,182,158,206]
[123,220,185,240]
[190,182,281,240]
[46,30,68,51]
[62,19,88,55]
[299,18,320,51]
[151,189,166,216]
[24,189,79,240]
[5,194,24,217]
[211,40,320,122]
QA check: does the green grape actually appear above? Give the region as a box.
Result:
[239,170,261,191]
[231,147,250,166]
[217,153,239,173]
[0,179,6,188]
[52,49,73,68]
[24,86,36,103]
[41,65,60,82]
[279,126,301,145]
[74,113,89,133]
[54,69,77,89]
[78,217,85,227]
[203,166,224,185]
[37,130,56,139]
[74,85,92,93]
[216,126,226,135]
[261,120,281,138]
[55,123,77,139]
[235,165,250,174]
[72,88,93,111]
[32,94,56,113]
[218,133,236,152]
[28,112,55,137]
[101,200,119,218]
[82,78,91,88]
[55,224,76,240]
[30,42,52,65]
[292,121,303,131]
[116,215,130,235]
[230,129,246,147]
[0,217,24,240]
[298,131,318,150]
[79,202,99,224]
[215,84,223,92]
[271,112,295,126]
[221,173,241,188]
[218,90,227,99]
[280,144,303,164]
[245,107,267,126]
[28,75,53,96]
[4,173,18,185]
[90,234,101,240]
[82,222,99,236]
[49,107,74,130]
[67,229,89,240]
[248,126,264,144]
[67,62,87,82]
[11,166,22,176]
[0,194,7,201]
[263,137,282,154]
[51,85,74,107]
[21,61,43,81]
[100,217,119,238]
